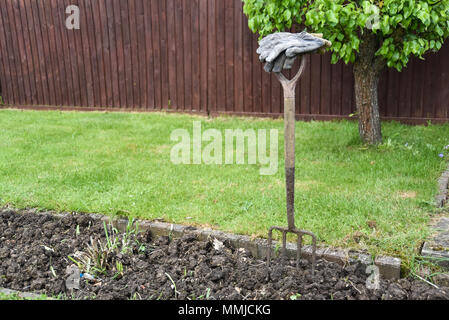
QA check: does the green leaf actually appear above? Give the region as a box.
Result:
[327,11,339,25]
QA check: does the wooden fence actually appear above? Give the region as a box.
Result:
[0,0,448,123]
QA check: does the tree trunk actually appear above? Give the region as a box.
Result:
[353,33,384,145]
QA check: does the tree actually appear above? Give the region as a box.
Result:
[243,0,449,144]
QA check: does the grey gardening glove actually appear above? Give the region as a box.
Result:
[257,31,326,73]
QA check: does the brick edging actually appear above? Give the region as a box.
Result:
[50,210,401,280]
[435,164,449,208]
[421,164,449,267]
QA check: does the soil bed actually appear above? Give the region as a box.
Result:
[0,208,448,300]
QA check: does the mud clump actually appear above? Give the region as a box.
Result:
[0,208,448,300]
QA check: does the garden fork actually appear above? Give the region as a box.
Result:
[266,55,317,275]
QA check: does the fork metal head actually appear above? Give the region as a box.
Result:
[267,226,317,276]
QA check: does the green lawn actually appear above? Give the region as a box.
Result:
[0,109,448,265]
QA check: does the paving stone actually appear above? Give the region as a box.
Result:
[434,273,449,287]
[375,256,402,280]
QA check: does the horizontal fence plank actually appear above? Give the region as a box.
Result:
[0,0,447,122]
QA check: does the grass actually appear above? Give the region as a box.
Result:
[0,291,52,300]
[0,109,448,267]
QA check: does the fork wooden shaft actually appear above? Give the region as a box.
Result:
[275,56,307,231]
[284,96,296,231]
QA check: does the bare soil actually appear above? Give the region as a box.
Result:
[0,208,448,300]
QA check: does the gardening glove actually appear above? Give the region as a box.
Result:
[257,31,326,72]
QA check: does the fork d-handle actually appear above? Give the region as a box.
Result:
[275,56,307,231]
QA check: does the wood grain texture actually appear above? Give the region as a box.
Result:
[0,2,13,104]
